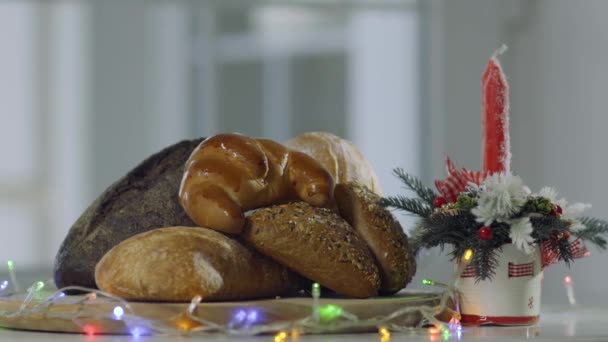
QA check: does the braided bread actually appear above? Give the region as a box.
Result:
[179,133,334,234]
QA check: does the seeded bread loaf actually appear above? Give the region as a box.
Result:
[95,227,302,301]
[334,182,416,294]
[242,202,380,298]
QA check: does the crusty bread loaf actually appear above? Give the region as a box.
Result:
[242,202,380,298]
[285,132,382,195]
[334,182,416,294]
[95,227,302,301]
[54,138,203,290]
[179,133,335,234]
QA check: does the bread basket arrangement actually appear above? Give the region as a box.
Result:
[0,131,450,337]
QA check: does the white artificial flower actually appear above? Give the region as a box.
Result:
[562,202,591,232]
[509,217,535,254]
[538,187,558,202]
[563,202,592,218]
[537,187,591,221]
[471,173,528,225]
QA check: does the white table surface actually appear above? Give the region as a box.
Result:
[1,305,607,341]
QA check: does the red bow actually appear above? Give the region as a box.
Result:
[434,157,490,202]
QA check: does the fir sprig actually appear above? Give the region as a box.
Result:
[379,196,432,218]
[471,245,500,281]
[574,217,608,249]
[529,214,569,241]
[392,169,437,206]
[556,238,574,266]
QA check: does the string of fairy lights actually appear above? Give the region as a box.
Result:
[0,250,577,340]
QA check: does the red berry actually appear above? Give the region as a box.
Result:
[478,226,493,241]
[550,204,563,217]
[561,230,570,240]
[433,197,447,208]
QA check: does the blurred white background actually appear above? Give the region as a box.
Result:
[0,0,606,307]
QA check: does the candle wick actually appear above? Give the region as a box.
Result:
[492,44,508,58]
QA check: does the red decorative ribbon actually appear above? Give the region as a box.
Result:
[541,238,590,270]
[508,262,534,278]
[461,265,477,278]
[461,314,539,326]
[434,157,489,202]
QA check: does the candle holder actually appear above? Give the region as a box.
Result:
[380,46,608,326]
[456,244,542,325]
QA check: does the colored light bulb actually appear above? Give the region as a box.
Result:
[463,249,473,262]
[379,327,391,342]
[131,327,142,338]
[113,306,124,319]
[234,309,247,323]
[246,309,259,323]
[318,304,343,323]
[34,281,44,291]
[274,331,287,342]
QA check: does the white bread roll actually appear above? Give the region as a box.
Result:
[285,132,382,195]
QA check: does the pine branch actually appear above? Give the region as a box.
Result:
[529,215,569,242]
[574,217,608,249]
[380,196,433,218]
[410,211,475,254]
[392,168,437,206]
[557,238,574,266]
[472,245,499,282]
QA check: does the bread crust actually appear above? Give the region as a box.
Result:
[285,132,383,195]
[95,227,301,301]
[334,182,416,294]
[242,202,380,298]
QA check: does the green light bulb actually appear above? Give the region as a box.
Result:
[318,304,342,323]
[422,279,435,286]
[34,281,44,291]
[7,260,14,271]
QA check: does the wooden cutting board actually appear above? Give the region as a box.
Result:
[0,291,446,335]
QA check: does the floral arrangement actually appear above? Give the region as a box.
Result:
[380,46,608,283]
[381,161,608,281]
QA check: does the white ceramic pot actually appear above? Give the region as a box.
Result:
[456,243,542,326]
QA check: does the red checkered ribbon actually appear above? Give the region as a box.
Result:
[434,157,490,202]
[508,262,534,277]
[461,265,477,278]
[541,238,590,270]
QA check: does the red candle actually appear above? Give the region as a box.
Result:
[482,45,511,174]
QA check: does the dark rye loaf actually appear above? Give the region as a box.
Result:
[53,138,203,289]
